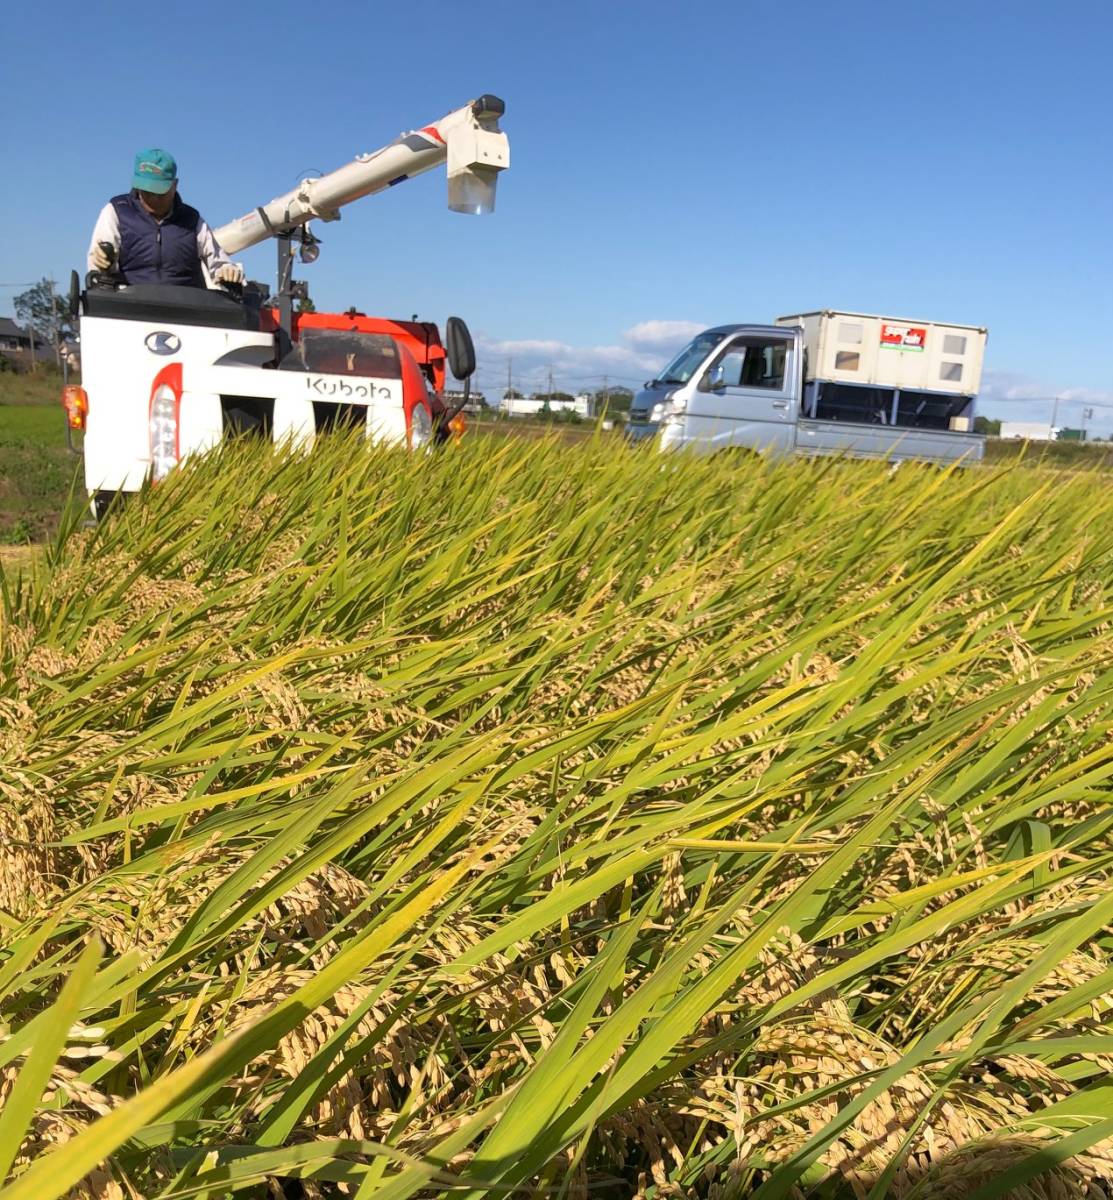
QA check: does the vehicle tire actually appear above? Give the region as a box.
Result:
[93,490,122,521]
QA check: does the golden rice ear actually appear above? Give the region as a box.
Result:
[907,1135,1097,1200]
[1,436,1111,1199]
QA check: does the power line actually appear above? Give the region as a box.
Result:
[983,397,1113,411]
[479,367,1110,414]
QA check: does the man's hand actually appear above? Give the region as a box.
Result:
[91,243,115,271]
[216,264,244,285]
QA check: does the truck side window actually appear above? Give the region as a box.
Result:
[714,345,748,388]
[746,342,787,388]
[711,339,789,390]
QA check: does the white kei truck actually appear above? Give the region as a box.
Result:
[625,310,988,465]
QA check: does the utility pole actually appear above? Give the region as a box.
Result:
[47,277,61,369]
[547,363,554,400]
[1083,406,1094,441]
[1051,393,1061,436]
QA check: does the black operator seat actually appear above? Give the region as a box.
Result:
[82,284,256,331]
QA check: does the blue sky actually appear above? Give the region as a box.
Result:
[2,0,1110,431]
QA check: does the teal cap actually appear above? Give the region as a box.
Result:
[132,148,177,194]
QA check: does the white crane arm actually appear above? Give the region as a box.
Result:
[214,95,508,255]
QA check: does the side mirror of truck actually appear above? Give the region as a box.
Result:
[68,270,80,320]
[700,364,727,392]
[445,316,476,380]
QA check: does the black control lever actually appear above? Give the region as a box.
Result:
[86,241,124,290]
[217,279,245,302]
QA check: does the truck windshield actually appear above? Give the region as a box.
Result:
[655,333,722,385]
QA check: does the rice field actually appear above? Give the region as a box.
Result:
[1,432,1112,1199]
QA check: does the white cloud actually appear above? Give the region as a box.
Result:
[978,369,1113,434]
[623,320,707,350]
[473,318,706,393]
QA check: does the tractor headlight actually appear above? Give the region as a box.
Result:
[409,402,432,449]
[149,383,180,481]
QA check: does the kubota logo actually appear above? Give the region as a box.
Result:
[145,331,181,355]
[304,375,391,400]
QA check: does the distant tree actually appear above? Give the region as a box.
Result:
[595,386,634,413]
[295,296,316,313]
[503,388,523,400]
[974,416,1001,436]
[14,278,66,351]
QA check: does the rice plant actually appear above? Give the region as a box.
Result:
[1,431,1112,1199]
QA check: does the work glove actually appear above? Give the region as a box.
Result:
[216,263,244,285]
[91,243,115,270]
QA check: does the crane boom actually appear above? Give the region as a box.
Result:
[214,94,509,256]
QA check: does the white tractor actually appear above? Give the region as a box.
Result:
[61,95,510,517]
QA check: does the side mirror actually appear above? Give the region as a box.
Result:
[701,364,727,392]
[68,270,80,320]
[445,316,476,380]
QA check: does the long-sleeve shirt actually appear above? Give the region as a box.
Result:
[87,201,233,283]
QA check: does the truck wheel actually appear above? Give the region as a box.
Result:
[92,491,123,521]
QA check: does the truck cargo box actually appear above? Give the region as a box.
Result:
[774,310,987,397]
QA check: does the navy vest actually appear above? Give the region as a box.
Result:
[111,192,204,287]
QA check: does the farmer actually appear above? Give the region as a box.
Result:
[86,148,243,289]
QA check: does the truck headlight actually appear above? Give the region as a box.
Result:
[665,396,688,416]
[650,402,665,423]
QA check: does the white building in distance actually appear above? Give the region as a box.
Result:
[501,394,595,418]
[999,422,1056,441]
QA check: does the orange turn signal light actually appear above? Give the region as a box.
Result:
[62,385,89,431]
[448,413,467,441]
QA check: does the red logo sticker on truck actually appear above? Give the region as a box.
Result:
[880,324,927,351]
